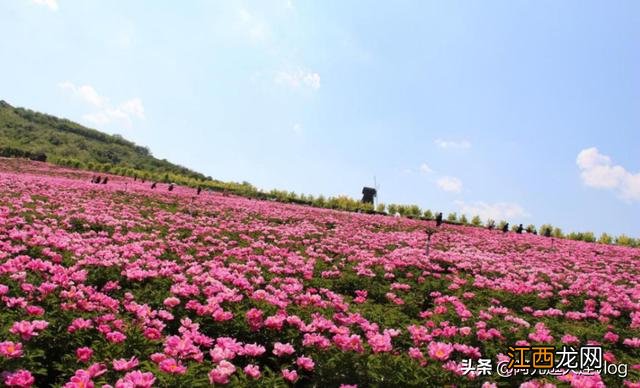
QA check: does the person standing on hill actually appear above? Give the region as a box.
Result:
[435,212,443,227]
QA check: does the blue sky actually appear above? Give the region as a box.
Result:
[1,0,638,236]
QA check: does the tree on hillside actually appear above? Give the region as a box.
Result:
[598,233,613,244]
[552,227,564,238]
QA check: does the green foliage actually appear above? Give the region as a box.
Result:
[525,224,537,234]
[552,227,564,238]
[406,205,422,218]
[615,234,638,247]
[598,232,613,244]
[0,101,206,180]
[471,215,482,226]
[446,212,457,222]
[376,203,386,213]
[423,209,433,219]
[0,146,47,161]
[567,231,596,242]
[539,224,553,236]
[459,214,468,225]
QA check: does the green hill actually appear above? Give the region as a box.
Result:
[0,99,208,180]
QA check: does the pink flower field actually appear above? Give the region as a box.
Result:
[0,159,639,387]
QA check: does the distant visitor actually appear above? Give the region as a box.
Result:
[435,212,443,227]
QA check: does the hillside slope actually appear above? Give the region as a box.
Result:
[0,160,638,386]
[0,100,207,180]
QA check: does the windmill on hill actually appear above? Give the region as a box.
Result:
[361,176,381,209]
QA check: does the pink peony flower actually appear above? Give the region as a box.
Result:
[408,347,425,362]
[112,356,139,371]
[245,308,264,331]
[368,332,393,353]
[163,296,181,308]
[105,331,126,343]
[604,331,619,343]
[427,341,454,361]
[150,353,167,363]
[296,356,315,371]
[242,343,266,357]
[115,370,155,388]
[244,364,261,379]
[143,327,162,340]
[528,322,553,343]
[10,321,47,341]
[333,334,364,352]
[86,363,107,378]
[623,338,640,348]
[64,370,93,388]
[25,306,44,316]
[282,369,298,383]
[3,370,35,387]
[273,342,295,357]
[208,360,236,385]
[561,334,579,345]
[76,347,93,363]
[0,341,23,358]
[159,358,187,374]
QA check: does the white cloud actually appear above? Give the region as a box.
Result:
[238,7,269,42]
[32,0,58,11]
[59,81,144,128]
[58,82,105,107]
[577,147,640,202]
[455,200,530,221]
[119,98,145,119]
[435,139,471,149]
[275,69,321,90]
[436,176,463,193]
[419,163,433,174]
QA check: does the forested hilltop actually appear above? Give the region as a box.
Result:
[0,100,207,180]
